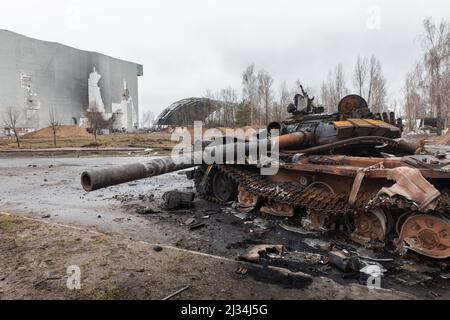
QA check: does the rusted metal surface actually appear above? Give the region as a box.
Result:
[281,154,450,179]
[348,162,384,206]
[238,187,259,212]
[283,136,403,155]
[199,164,450,259]
[378,167,440,211]
[81,153,449,261]
[338,94,368,113]
[351,209,387,244]
[304,209,335,231]
[273,131,312,150]
[397,214,450,259]
[260,202,295,217]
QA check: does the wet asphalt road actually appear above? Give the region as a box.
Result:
[0,156,193,244]
[0,156,316,256]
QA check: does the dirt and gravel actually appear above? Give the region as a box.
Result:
[0,130,176,151]
[23,125,91,139]
[0,213,415,300]
[0,156,449,300]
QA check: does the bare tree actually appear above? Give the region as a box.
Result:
[421,17,450,135]
[203,89,222,127]
[320,64,348,112]
[401,18,450,133]
[141,111,155,128]
[353,54,368,96]
[320,83,330,112]
[334,64,347,106]
[220,87,238,127]
[2,107,21,148]
[234,102,251,127]
[443,66,450,125]
[272,81,290,122]
[242,64,258,126]
[367,56,388,113]
[86,102,107,143]
[403,64,427,131]
[48,108,60,147]
[257,69,274,125]
[352,55,387,113]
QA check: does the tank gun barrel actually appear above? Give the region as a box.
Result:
[81,128,415,192]
[81,155,197,192]
[80,132,312,192]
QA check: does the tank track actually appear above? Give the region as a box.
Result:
[195,164,450,220]
[217,164,373,214]
[194,164,450,257]
[195,165,450,214]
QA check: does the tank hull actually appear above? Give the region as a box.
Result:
[193,153,450,259]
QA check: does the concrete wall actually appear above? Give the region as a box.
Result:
[0,30,143,129]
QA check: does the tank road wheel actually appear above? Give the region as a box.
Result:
[397,214,450,259]
[211,169,238,203]
[238,186,260,212]
[350,209,387,244]
[396,211,412,235]
[300,181,337,231]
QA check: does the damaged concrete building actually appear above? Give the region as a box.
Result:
[0,30,143,132]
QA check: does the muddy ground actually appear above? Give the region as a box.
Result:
[1,213,416,300]
[0,156,449,299]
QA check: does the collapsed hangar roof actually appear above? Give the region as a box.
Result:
[155,98,222,126]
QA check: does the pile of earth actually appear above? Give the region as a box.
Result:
[24,125,90,139]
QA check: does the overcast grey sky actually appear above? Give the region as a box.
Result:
[1,0,449,118]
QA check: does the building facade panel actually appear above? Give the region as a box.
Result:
[0,30,142,131]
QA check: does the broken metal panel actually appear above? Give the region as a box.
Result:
[238,187,260,212]
[378,167,440,211]
[260,202,295,217]
[283,154,450,179]
[329,250,360,272]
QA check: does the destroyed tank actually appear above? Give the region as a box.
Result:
[81,87,450,259]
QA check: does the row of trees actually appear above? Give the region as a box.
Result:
[206,54,389,128]
[207,18,449,133]
[403,18,450,134]
[320,55,388,114]
[205,66,294,127]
